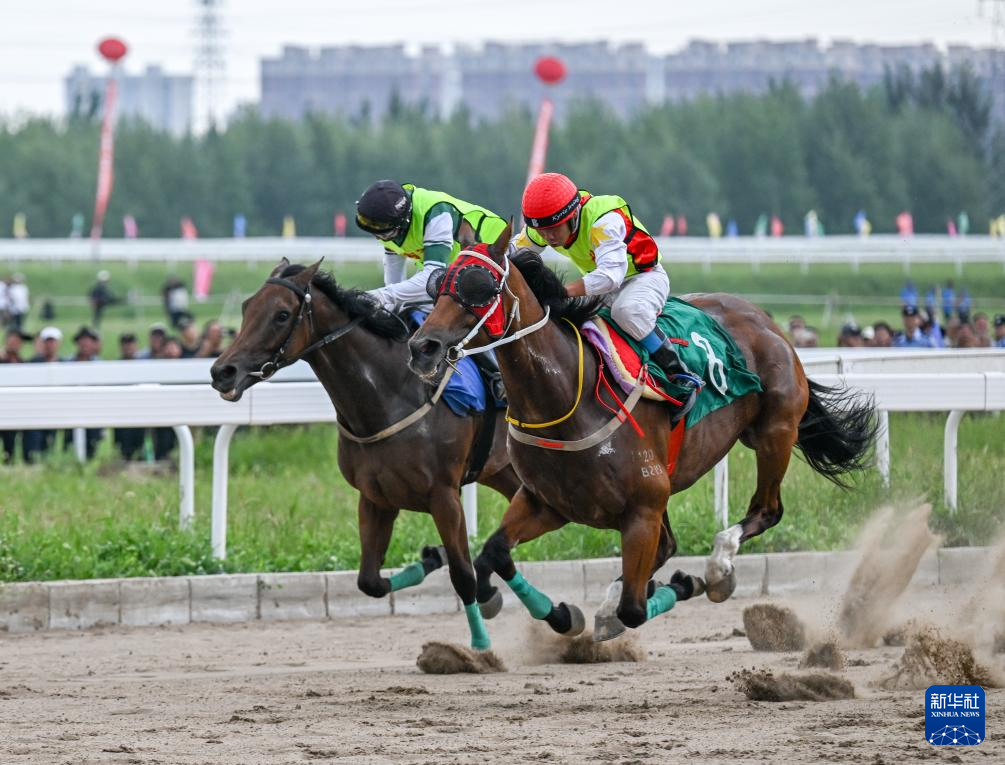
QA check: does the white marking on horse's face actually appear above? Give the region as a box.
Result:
[599,442,615,456]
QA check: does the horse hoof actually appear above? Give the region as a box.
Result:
[593,612,627,642]
[478,589,504,620]
[689,575,707,598]
[560,603,586,637]
[705,571,736,603]
[669,570,706,601]
[421,545,448,569]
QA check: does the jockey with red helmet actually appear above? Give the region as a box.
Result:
[516,172,699,391]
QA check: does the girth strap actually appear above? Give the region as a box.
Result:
[336,366,455,445]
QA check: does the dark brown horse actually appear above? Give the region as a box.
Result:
[408,225,875,640]
[210,259,521,650]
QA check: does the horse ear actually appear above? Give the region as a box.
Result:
[293,258,324,285]
[487,219,513,264]
[269,257,290,277]
[457,220,477,249]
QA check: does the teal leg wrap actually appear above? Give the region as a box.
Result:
[646,585,678,621]
[505,571,553,620]
[464,602,491,651]
[388,562,426,592]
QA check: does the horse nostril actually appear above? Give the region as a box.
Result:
[212,364,237,385]
[417,339,441,357]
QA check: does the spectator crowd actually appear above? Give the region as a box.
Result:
[1,272,235,466]
[788,279,1005,350]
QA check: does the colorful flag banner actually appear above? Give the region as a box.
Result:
[90,77,119,240]
[526,98,554,184]
[181,217,198,240]
[193,258,215,303]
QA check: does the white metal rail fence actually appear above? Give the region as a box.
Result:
[1,350,1003,558]
[2,234,1004,272]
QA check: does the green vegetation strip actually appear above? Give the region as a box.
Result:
[1,412,1001,583]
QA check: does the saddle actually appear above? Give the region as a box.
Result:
[581,298,764,430]
[581,317,695,405]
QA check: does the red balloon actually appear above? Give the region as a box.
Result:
[534,56,566,85]
[98,37,128,63]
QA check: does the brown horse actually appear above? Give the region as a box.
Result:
[210,259,521,650]
[408,225,875,640]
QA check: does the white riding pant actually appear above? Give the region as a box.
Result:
[603,264,670,342]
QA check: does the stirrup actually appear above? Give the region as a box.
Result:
[668,371,703,390]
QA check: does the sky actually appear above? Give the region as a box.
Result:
[0,0,998,119]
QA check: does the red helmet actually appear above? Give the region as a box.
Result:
[522,173,580,229]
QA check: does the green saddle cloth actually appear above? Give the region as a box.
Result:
[597,297,763,428]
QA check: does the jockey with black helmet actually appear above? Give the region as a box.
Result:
[515,172,700,396]
[356,180,508,311]
[356,180,507,397]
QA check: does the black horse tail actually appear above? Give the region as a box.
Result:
[795,379,877,488]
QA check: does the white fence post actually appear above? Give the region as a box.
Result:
[461,483,478,538]
[875,410,890,488]
[714,456,729,529]
[212,424,239,559]
[172,426,195,530]
[72,428,87,463]
[943,410,965,514]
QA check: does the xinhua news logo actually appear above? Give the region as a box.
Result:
[925,685,985,746]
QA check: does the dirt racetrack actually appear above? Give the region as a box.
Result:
[1,588,1001,764]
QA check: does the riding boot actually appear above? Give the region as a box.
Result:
[472,351,506,403]
[649,339,701,417]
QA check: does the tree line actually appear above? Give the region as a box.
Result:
[1,63,1002,239]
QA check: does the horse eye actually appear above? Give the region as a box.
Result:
[275,310,291,323]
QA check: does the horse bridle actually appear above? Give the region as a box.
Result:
[439,249,551,365]
[248,276,364,379]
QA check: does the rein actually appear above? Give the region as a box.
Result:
[256,274,450,445]
[504,318,584,429]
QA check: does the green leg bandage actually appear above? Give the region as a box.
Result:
[505,571,553,620]
[646,585,678,621]
[388,562,426,592]
[464,602,491,651]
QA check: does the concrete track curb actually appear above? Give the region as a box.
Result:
[0,547,993,634]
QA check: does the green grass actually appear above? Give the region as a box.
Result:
[4,259,1005,356]
[0,412,1002,582]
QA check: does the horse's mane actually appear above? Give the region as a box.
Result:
[510,249,605,326]
[280,264,409,342]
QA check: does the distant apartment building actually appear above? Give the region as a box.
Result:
[259,39,1005,122]
[65,65,194,136]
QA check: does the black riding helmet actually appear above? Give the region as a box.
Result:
[355,180,412,239]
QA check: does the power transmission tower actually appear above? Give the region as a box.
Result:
[194,0,226,132]
[980,1,1004,105]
